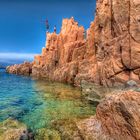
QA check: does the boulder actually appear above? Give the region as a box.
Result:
[6,62,33,76]
[77,90,140,140]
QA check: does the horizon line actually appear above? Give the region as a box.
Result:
[0,52,37,60]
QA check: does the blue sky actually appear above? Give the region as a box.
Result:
[0,0,96,60]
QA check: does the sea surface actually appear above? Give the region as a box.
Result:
[0,69,95,138]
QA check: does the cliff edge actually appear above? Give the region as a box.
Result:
[7,0,140,87]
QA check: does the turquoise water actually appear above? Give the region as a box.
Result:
[0,69,95,138]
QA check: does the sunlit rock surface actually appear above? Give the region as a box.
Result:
[32,17,91,86]
[93,0,140,87]
[77,90,140,140]
[7,0,140,87]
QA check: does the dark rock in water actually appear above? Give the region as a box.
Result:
[0,119,26,139]
[19,129,36,140]
[87,98,100,106]
[10,99,25,106]
[19,130,28,140]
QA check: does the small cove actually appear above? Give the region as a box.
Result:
[0,69,96,139]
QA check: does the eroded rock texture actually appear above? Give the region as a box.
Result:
[6,62,32,76]
[31,18,95,86]
[77,90,140,140]
[6,0,140,87]
[94,0,140,86]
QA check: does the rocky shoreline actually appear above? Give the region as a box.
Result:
[1,88,140,140]
[6,0,140,139]
[6,0,140,88]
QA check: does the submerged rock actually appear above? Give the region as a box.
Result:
[6,17,96,87]
[0,119,26,140]
[5,0,140,138]
[35,128,61,140]
[52,119,84,140]
[77,91,140,140]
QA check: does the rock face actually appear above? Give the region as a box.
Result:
[6,62,32,76]
[77,90,140,140]
[6,0,140,87]
[93,0,140,86]
[32,18,96,86]
[32,18,86,83]
[6,18,95,86]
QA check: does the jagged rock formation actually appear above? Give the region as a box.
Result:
[5,1,140,139]
[77,90,140,140]
[32,18,89,85]
[93,0,140,87]
[31,18,96,86]
[6,18,96,86]
[6,62,32,76]
[6,0,140,87]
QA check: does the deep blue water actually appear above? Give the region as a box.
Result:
[0,69,43,122]
[0,69,95,131]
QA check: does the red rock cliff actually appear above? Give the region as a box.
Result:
[7,0,140,87]
[32,17,95,86]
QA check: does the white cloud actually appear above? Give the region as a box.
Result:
[0,53,36,60]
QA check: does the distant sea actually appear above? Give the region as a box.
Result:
[0,53,35,68]
[0,58,32,68]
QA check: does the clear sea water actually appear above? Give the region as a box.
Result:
[0,69,95,138]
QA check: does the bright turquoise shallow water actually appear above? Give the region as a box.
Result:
[0,69,95,132]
